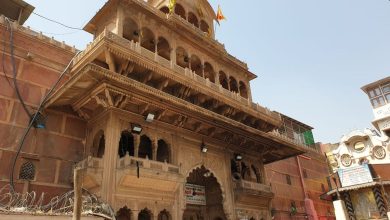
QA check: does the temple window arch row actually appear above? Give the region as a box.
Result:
[121,15,250,99]
[116,129,174,164]
[158,4,210,35]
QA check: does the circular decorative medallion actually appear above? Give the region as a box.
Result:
[354,142,366,152]
[373,146,386,159]
[340,154,352,167]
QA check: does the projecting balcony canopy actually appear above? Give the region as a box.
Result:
[46,30,307,164]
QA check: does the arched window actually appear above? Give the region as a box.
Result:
[190,55,202,76]
[176,47,189,69]
[92,130,105,158]
[140,27,155,52]
[200,20,210,33]
[138,208,152,220]
[160,6,169,14]
[204,62,215,83]
[188,12,199,27]
[139,135,152,159]
[251,165,261,183]
[116,206,132,220]
[219,71,229,90]
[157,140,170,163]
[119,131,134,158]
[97,135,105,158]
[175,4,186,20]
[123,18,139,43]
[229,77,239,93]
[158,210,171,220]
[239,81,248,99]
[157,37,171,61]
[19,161,35,181]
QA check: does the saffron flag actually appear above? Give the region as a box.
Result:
[168,0,176,14]
[216,5,226,25]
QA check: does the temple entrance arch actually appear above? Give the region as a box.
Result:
[183,166,227,220]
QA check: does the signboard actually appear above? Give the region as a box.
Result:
[337,164,373,187]
[185,184,206,205]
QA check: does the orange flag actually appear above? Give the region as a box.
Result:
[216,5,226,25]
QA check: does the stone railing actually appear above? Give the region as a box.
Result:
[76,156,104,169]
[0,15,76,53]
[116,154,180,174]
[72,30,281,123]
[234,179,272,193]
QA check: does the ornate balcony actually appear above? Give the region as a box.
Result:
[77,155,182,194]
[233,179,273,208]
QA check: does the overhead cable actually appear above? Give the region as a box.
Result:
[32,12,83,31]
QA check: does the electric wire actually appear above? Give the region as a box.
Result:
[8,46,81,192]
[32,12,83,31]
[5,17,32,118]
[1,20,13,86]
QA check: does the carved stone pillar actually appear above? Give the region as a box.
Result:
[101,112,121,203]
[134,134,140,157]
[152,137,158,161]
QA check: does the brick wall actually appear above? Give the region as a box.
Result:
[0,23,86,198]
[266,150,335,219]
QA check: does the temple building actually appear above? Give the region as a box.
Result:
[0,0,332,219]
[324,77,390,220]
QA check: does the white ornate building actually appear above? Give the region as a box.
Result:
[325,77,390,220]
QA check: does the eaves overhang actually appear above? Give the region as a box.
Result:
[46,63,307,164]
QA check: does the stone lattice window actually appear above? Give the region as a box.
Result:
[19,161,35,181]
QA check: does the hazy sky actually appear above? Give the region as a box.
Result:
[23,0,390,143]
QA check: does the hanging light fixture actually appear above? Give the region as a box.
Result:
[200,141,208,153]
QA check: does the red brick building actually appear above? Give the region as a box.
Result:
[266,115,335,220]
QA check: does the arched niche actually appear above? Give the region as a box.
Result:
[200,20,210,34]
[159,6,169,14]
[204,62,215,83]
[176,47,189,68]
[140,27,155,52]
[219,71,229,90]
[190,54,202,76]
[139,135,152,159]
[188,12,199,27]
[175,4,186,20]
[229,76,239,93]
[118,131,134,158]
[116,206,132,220]
[158,209,171,220]
[123,18,139,43]
[138,208,153,220]
[157,139,170,163]
[239,81,248,99]
[92,130,105,158]
[157,36,171,60]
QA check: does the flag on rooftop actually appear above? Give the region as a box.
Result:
[168,0,176,14]
[216,5,226,25]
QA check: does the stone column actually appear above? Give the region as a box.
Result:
[101,112,121,203]
[114,6,124,37]
[152,137,158,161]
[134,134,140,157]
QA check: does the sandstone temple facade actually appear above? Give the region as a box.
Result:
[0,0,324,219]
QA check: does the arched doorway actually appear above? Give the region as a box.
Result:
[138,208,152,220]
[183,166,227,220]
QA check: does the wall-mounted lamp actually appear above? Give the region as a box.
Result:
[145,113,155,123]
[131,123,143,134]
[200,141,208,153]
[235,153,243,161]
